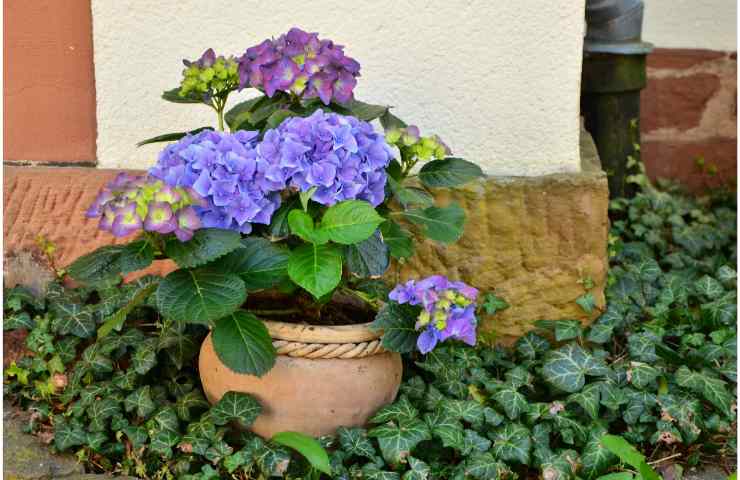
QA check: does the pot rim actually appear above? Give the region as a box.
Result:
[263,319,380,344]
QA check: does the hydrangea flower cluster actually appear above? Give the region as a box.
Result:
[385,125,451,161]
[86,173,202,241]
[257,109,393,206]
[180,49,239,100]
[389,275,479,354]
[149,129,283,234]
[237,27,361,104]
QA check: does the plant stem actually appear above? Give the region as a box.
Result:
[247,308,302,316]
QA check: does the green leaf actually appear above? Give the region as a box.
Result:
[701,376,734,417]
[268,196,301,238]
[403,457,431,480]
[137,126,213,147]
[119,240,156,274]
[418,158,484,188]
[370,396,418,424]
[380,220,414,259]
[371,302,419,353]
[66,245,127,285]
[554,320,583,341]
[492,423,531,464]
[210,391,262,427]
[124,386,157,418]
[131,338,158,374]
[380,110,407,130]
[464,452,507,480]
[337,427,376,459]
[164,228,243,268]
[581,426,618,479]
[212,311,276,376]
[567,383,601,420]
[362,464,401,480]
[587,322,615,344]
[388,177,434,209]
[150,429,180,458]
[515,332,550,360]
[288,209,330,244]
[300,186,318,211]
[600,435,660,480]
[157,320,199,369]
[162,87,206,104]
[402,203,465,244]
[368,419,431,467]
[87,398,122,432]
[424,410,464,450]
[211,237,290,291]
[98,279,159,338]
[694,275,724,299]
[576,293,597,314]
[462,429,492,455]
[320,200,385,245]
[440,399,486,425]
[4,312,35,330]
[345,230,390,278]
[287,243,343,299]
[50,303,95,338]
[492,386,527,420]
[156,269,246,325]
[342,99,389,121]
[54,418,87,451]
[265,109,298,129]
[628,362,659,389]
[271,431,331,475]
[481,293,509,316]
[542,343,598,393]
[225,96,265,130]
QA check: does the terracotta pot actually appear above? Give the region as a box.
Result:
[199,319,402,437]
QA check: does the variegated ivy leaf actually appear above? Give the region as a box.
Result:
[717,265,736,286]
[55,337,81,364]
[598,381,629,411]
[210,391,262,427]
[541,449,581,480]
[370,396,418,424]
[627,333,659,362]
[204,438,234,464]
[515,332,550,360]
[175,390,210,421]
[462,429,492,455]
[632,257,662,282]
[694,275,724,299]
[3,311,35,331]
[576,293,597,314]
[53,417,87,451]
[424,410,464,450]
[149,429,180,459]
[123,425,149,449]
[542,343,606,393]
[255,443,292,477]
[361,463,401,480]
[567,383,601,420]
[50,302,95,338]
[402,457,431,480]
[86,431,108,451]
[492,385,528,420]
[337,426,376,459]
[131,338,158,375]
[80,343,113,373]
[111,369,138,391]
[552,320,582,341]
[628,362,659,389]
[587,321,615,344]
[399,376,426,400]
[483,407,505,427]
[124,385,157,419]
[491,423,531,464]
[623,390,657,425]
[552,414,589,445]
[368,418,431,467]
[464,452,508,479]
[701,294,737,327]
[87,397,122,432]
[157,320,199,370]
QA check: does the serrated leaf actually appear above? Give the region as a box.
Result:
[345,230,390,278]
[210,391,262,427]
[212,311,276,376]
[402,204,465,244]
[380,220,414,259]
[156,269,246,325]
[288,209,330,244]
[492,423,531,464]
[287,243,343,299]
[368,419,431,467]
[66,245,127,284]
[370,302,419,353]
[164,229,243,268]
[320,200,385,245]
[137,127,212,147]
[418,158,484,188]
[210,237,289,291]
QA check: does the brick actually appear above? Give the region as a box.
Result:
[3,1,97,163]
[642,73,721,132]
[647,48,727,71]
[642,138,737,193]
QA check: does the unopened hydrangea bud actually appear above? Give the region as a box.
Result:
[385,129,402,144]
[437,299,451,310]
[417,310,431,326]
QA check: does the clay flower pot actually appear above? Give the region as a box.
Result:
[199,319,402,437]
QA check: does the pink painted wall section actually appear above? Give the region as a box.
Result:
[642,48,737,192]
[3,0,97,163]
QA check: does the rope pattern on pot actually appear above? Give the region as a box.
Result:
[271,339,385,359]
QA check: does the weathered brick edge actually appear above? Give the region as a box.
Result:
[642,48,737,192]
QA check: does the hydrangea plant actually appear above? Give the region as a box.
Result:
[71,27,488,377]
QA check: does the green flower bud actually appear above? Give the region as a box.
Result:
[385,129,402,144]
[417,310,431,326]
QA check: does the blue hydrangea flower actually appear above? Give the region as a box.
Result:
[389,275,479,354]
[257,109,393,206]
[149,129,283,234]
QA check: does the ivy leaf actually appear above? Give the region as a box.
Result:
[717,265,736,286]
[628,362,659,389]
[150,430,180,459]
[361,464,401,480]
[156,269,246,325]
[402,204,465,244]
[320,200,385,245]
[370,302,419,353]
[4,312,35,331]
[124,386,157,419]
[542,343,599,393]
[491,423,531,464]
[598,382,629,411]
[380,220,414,259]
[345,230,390,278]
[337,427,376,459]
[515,332,550,360]
[440,399,486,426]
[554,320,583,341]
[567,383,601,420]
[480,293,509,315]
[151,407,180,435]
[88,398,122,432]
[581,425,618,479]
[157,320,199,370]
[627,333,659,362]
[175,390,210,421]
[210,237,289,291]
[424,410,464,450]
[400,376,426,400]
[79,343,113,373]
[402,457,431,480]
[576,293,596,314]
[49,303,95,338]
[418,158,484,188]
[212,311,276,376]
[694,275,724,299]
[53,418,87,451]
[462,429,492,455]
[464,452,507,480]
[701,376,734,417]
[98,278,159,338]
[586,322,615,344]
[370,396,418,424]
[368,419,431,467]
[492,386,527,420]
[131,338,158,375]
[210,391,262,427]
[287,243,343,299]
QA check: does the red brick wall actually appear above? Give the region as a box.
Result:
[642,48,737,192]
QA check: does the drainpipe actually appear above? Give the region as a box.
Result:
[580,0,652,199]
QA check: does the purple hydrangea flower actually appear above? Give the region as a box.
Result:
[149,129,283,233]
[86,173,204,240]
[257,109,393,206]
[389,276,479,354]
[237,27,361,104]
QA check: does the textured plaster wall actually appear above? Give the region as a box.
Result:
[644,0,737,51]
[91,0,585,175]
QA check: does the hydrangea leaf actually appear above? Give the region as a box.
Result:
[287,243,343,299]
[345,230,390,278]
[136,127,213,147]
[380,220,414,259]
[492,386,527,420]
[212,311,276,376]
[164,228,243,269]
[224,96,265,130]
[492,423,531,464]
[210,391,262,427]
[370,302,419,353]
[210,237,289,291]
[337,427,376,459]
[464,452,508,479]
[66,244,128,285]
[156,269,246,325]
[268,196,301,238]
[368,419,431,467]
[271,431,331,475]
[98,278,159,338]
[424,410,464,450]
[402,457,431,480]
[343,99,389,122]
[418,158,484,188]
[370,396,418,424]
[320,200,385,245]
[402,204,465,244]
[387,177,434,209]
[118,240,156,275]
[288,209,330,244]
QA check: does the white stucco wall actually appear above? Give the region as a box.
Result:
[91,0,585,176]
[643,0,737,51]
